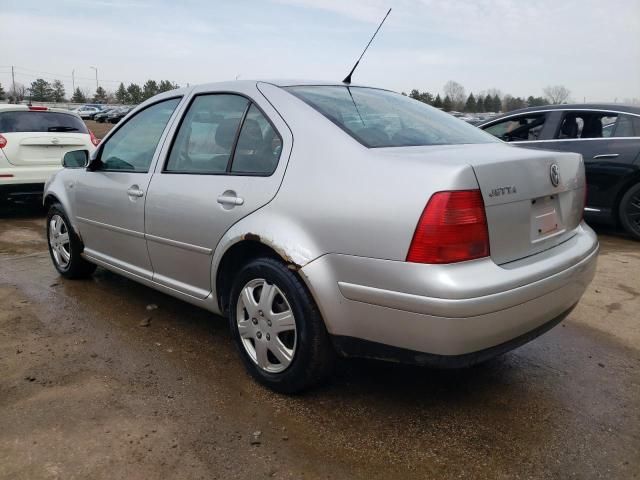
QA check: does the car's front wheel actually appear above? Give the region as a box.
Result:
[229,257,334,393]
[46,204,97,278]
[619,183,640,240]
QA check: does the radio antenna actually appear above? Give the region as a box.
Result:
[342,8,391,84]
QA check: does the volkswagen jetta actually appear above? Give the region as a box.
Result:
[43,80,598,392]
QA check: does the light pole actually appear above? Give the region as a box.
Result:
[89,66,98,91]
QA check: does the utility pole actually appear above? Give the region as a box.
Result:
[11,66,16,97]
[90,66,98,91]
[72,69,75,92]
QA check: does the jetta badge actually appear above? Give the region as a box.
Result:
[550,164,560,187]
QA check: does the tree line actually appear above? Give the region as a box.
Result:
[0,79,179,105]
[403,80,571,113]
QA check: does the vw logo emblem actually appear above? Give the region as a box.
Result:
[51,137,60,145]
[550,164,560,187]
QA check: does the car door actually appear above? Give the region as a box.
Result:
[74,97,182,279]
[519,110,640,213]
[144,87,291,299]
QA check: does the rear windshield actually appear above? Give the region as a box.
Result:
[285,86,498,148]
[0,111,89,134]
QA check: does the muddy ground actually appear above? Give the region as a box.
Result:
[0,203,638,479]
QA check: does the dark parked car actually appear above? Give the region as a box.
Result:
[478,104,640,239]
[107,106,133,124]
[93,107,118,123]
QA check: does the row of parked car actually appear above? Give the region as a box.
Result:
[74,104,134,123]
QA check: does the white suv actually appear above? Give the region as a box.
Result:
[0,105,98,203]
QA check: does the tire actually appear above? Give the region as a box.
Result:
[619,182,640,240]
[46,203,97,279]
[229,257,335,393]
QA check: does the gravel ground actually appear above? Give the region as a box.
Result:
[0,203,639,479]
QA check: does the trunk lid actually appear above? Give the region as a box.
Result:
[468,144,585,264]
[378,143,585,265]
[2,133,90,166]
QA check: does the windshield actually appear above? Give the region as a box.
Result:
[285,86,498,148]
[0,111,88,134]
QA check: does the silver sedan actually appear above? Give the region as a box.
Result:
[44,80,598,392]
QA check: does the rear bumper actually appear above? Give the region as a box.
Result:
[301,222,598,358]
[0,165,61,188]
[0,182,45,198]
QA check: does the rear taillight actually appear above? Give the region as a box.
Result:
[28,106,48,111]
[0,134,6,149]
[89,130,100,146]
[406,189,490,264]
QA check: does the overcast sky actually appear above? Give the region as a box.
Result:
[2,0,639,102]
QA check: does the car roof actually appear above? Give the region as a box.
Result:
[484,103,640,123]
[0,104,81,115]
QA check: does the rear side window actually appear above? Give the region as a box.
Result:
[0,111,88,134]
[614,114,640,137]
[285,86,496,148]
[484,114,546,141]
[166,94,282,175]
[231,104,283,175]
[165,94,249,174]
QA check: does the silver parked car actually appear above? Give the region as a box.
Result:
[44,81,598,392]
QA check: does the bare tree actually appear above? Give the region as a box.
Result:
[8,82,26,103]
[543,85,571,104]
[443,80,466,111]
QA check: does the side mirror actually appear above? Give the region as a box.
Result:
[62,150,89,168]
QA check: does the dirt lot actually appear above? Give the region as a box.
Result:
[0,203,639,479]
[85,120,113,140]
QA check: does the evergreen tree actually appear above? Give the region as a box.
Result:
[484,94,494,112]
[71,87,87,103]
[443,95,453,112]
[158,80,178,93]
[433,94,443,109]
[0,82,5,100]
[464,93,477,113]
[142,80,159,100]
[409,89,421,100]
[126,83,143,104]
[420,92,434,104]
[51,80,66,102]
[476,96,484,113]
[30,78,53,101]
[93,86,108,103]
[115,83,129,104]
[492,94,501,112]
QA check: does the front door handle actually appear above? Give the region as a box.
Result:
[127,186,145,198]
[593,153,620,159]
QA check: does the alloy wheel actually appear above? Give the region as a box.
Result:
[49,214,71,269]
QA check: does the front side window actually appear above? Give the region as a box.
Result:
[484,114,546,141]
[99,98,180,172]
[0,111,88,134]
[285,86,497,148]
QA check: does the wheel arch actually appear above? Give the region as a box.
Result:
[614,171,640,225]
[215,238,306,316]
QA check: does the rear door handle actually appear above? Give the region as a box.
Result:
[127,187,145,198]
[593,153,619,159]
[217,194,244,206]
